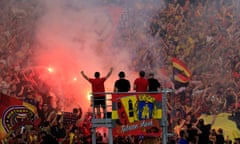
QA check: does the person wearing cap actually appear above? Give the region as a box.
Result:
[148,72,161,92]
[114,71,131,92]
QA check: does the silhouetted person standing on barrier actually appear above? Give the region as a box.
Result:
[114,71,131,92]
[148,72,161,92]
[133,70,148,92]
[81,67,113,118]
[134,70,149,120]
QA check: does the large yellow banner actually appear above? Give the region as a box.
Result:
[200,113,240,142]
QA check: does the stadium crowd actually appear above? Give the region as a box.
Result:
[0,0,240,143]
[127,0,240,143]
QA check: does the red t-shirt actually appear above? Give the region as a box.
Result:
[89,78,106,97]
[134,77,148,92]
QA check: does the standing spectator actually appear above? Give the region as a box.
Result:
[7,83,24,99]
[24,91,38,106]
[50,113,66,143]
[174,118,185,139]
[1,75,14,95]
[0,76,4,94]
[209,129,217,144]
[186,123,201,144]
[63,107,82,127]
[148,72,161,92]
[39,131,58,144]
[178,130,189,144]
[38,103,56,127]
[81,67,113,118]
[133,70,148,92]
[216,128,225,144]
[197,118,213,144]
[114,71,131,92]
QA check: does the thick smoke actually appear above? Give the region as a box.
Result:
[31,0,168,112]
[3,0,240,114]
[32,0,141,112]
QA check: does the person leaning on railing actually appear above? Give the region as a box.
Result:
[114,71,131,92]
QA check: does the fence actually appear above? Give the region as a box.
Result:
[90,89,173,144]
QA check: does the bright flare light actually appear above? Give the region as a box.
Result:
[87,92,92,101]
[73,77,77,81]
[47,67,54,73]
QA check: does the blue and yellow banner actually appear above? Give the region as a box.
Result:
[112,93,162,136]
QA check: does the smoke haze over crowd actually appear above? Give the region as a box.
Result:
[2,0,240,113]
[31,0,141,112]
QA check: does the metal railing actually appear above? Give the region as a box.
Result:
[89,89,174,144]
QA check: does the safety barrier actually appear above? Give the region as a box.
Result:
[90,89,173,144]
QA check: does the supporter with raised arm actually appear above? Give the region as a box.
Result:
[81,67,113,118]
[197,116,216,144]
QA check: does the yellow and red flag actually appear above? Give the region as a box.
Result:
[0,93,37,140]
[172,57,191,88]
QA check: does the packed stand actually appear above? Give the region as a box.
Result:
[124,0,240,143]
[0,0,95,143]
[1,0,240,143]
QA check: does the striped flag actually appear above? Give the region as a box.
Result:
[172,57,191,89]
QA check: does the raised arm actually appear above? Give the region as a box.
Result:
[81,71,89,81]
[105,67,113,79]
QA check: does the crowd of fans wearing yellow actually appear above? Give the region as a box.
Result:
[115,0,240,143]
[1,0,240,143]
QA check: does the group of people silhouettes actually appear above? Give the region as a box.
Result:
[80,68,161,118]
